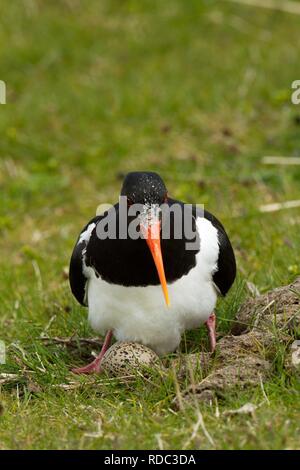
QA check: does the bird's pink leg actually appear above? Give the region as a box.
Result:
[72,330,113,375]
[205,313,216,352]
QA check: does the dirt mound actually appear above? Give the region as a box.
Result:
[175,277,300,407]
[231,277,300,335]
[181,356,271,405]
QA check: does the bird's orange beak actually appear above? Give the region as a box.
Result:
[140,219,170,307]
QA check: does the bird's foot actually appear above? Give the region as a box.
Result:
[71,358,102,375]
[71,329,113,375]
[205,312,216,353]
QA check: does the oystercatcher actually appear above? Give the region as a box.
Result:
[69,171,236,374]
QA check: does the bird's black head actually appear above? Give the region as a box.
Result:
[120,172,167,206]
[120,171,170,306]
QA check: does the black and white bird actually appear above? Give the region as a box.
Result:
[69,171,236,374]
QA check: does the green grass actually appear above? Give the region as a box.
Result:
[0,0,300,450]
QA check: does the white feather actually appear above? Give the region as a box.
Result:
[78,222,96,245]
[85,217,220,355]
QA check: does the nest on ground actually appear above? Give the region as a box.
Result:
[3,279,299,403]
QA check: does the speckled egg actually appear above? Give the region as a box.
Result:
[101,341,160,376]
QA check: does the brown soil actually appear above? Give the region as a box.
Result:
[231,277,300,335]
[175,277,300,407]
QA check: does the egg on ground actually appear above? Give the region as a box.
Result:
[101,341,160,376]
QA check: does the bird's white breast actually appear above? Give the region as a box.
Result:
[86,217,220,355]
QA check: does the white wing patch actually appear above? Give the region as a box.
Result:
[77,222,97,305]
[77,222,96,245]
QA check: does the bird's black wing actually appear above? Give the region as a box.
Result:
[203,209,236,296]
[69,215,101,306]
[168,198,236,295]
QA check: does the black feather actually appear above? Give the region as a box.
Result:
[69,216,101,306]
